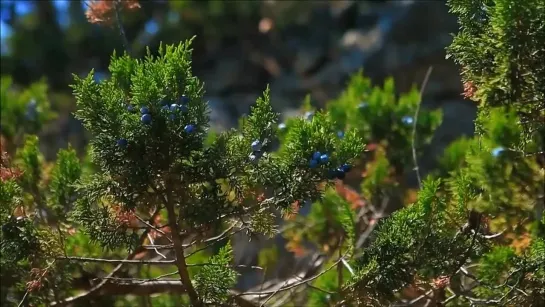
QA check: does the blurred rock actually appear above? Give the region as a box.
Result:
[219,0,477,292]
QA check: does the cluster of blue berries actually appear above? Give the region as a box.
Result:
[249,139,263,163]
[117,95,195,148]
[161,95,189,121]
[308,151,351,180]
[309,151,329,168]
[140,106,152,124]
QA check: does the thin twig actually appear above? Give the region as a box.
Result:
[141,244,174,250]
[147,233,168,259]
[185,226,246,258]
[337,236,344,292]
[113,0,132,56]
[51,207,162,306]
[135,214,173,243]
[57,256,262,270]
[240,253,348,298]
[17,291,29,307]
[141,223,242,254]
[93,271,179,284]
[58,256,176,265]
[18,260,57,307]
[306,283,335,295]
[354,196,389,251]
[411,66,434,189]
[260,276,292,307]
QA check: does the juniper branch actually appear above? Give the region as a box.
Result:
[161,182,202,306]
[51,207,162,306]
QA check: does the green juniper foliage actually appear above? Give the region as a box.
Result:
[258,61,444,306]
[0,36,363,306]
[1,0,544,306]
[337,0,545,305]
[0,76,56,149]
[447,0,545,148]
[193,242,238,304]
[69,39,362,305]
[326,73,442,172]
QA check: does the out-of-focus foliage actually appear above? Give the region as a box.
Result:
[0,76,56,150]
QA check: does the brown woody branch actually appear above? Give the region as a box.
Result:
[68,279,256,307]
[57,256,262,271]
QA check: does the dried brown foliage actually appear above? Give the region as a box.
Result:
[85,0,140,25]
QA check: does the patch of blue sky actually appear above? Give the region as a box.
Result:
[53,0,70,29]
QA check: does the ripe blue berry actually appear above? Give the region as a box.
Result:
[251,140,262,152]
[161,105,169,111]
[140,106,150,115]
[179,104,188,113]
[312,151,321,160]
[304,111,314,121]
[117,138,128,148]
[184,124,195,133]
[170,104,179,111]
[127,105,135,112]
[309,159,319,168]
[141,114,152,124]
[337,131,345,139]
[401,116,414,125]
[335,168,346,179]
[180,95,190,104]
[491,147,505,157]
[358,102,369,111]
[319,154,329,164]
[341,163,351,173]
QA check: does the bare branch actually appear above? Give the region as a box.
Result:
[239,253,347,300]
[17,291,29,307]
[51,207,163,306]
[58,256,177,265]
[411,66,434,189]
[141,225,244,252]
[135,214,173,243]
[57,256,262,270]
[93,271,179,283]
[113,0,131,56]
[185,226,247,258]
